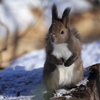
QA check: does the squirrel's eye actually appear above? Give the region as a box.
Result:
[61,31,64,34]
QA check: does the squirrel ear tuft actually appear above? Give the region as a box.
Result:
[62,7,71,28]
[52,4,58,22]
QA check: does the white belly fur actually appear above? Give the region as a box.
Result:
[57,63,75,86]
[52,43,72,60]
[52,43,74,86]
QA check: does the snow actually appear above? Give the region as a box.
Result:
[76,78,88,87]
[54,88,75,98]
[0,95,35,100]
[10,50,46,71]
[82,41,100,67]
[0,40,100,100]
[65,95,72,99]
[0,50,46,100]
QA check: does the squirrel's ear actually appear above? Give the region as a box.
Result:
[62,8,71,28]
[52,4,58,22]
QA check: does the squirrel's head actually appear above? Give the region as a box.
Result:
[48,4,71,44]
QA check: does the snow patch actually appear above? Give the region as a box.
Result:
[54,88,75,98]
[76,78,88,86]
[82,41,100,67]
[0,95,35,100]
[65,95,72,99]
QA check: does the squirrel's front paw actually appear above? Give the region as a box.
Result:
[64,60,73,67]
[56,59,63,65]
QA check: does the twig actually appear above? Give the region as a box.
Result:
[0,21,10,68]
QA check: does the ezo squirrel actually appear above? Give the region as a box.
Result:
[43,4,83,93]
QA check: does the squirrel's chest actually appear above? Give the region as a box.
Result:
[52,43,72,60]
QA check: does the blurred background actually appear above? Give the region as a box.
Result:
[0,0,100,69]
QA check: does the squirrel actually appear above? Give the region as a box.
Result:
[43,4,83,92]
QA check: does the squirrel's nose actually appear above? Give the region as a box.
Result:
[51,37,55,42]
[50,35,55,42]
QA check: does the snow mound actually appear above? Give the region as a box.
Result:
[0,50,46,100]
